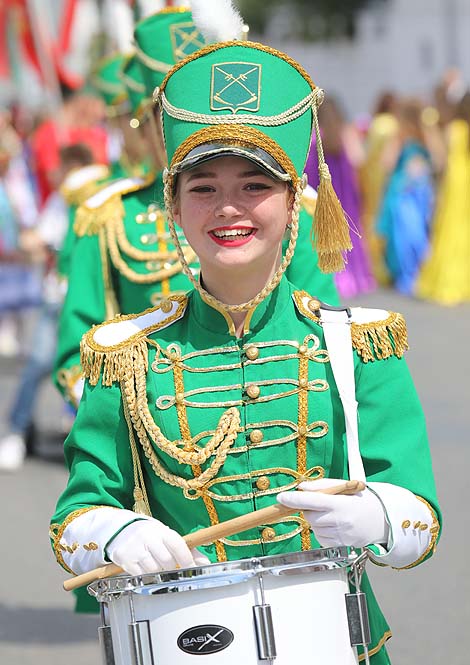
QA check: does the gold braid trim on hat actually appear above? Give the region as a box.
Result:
[134,43,172,74]
[163,163,304,314]
[159,40,316,94]
[169,125,299,185]
[119,69,146,94]
[90,73,125,97]
[350,311,409,362]
[133,5,190,29]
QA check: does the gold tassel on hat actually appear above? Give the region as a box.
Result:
[310,89,352,273]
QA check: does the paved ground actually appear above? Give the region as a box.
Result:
[0,289,468,664]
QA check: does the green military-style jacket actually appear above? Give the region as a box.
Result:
[58,164,112,279]
[51,277,440,661]
[58,159,149,280]
[53,171,199,406]
[54,176,338,407]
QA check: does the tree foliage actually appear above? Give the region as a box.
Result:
[236,0,388,40]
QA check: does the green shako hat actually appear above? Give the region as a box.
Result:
[156,0,351,273]
[119,53,148,126]
[90,52,129,115]
[159,41,314,184]
[133,7,206,99]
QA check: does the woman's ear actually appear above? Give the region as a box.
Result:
[286,188,295,220]
[172,197,181,228]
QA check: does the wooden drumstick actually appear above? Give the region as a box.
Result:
[63,479,365,592]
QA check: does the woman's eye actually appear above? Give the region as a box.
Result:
[189,185,214,193]
[244,182,271,191]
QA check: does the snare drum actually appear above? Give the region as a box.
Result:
[89,547,368,665]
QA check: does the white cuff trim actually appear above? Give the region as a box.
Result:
[367,482,436,569]
[57,507,151,575]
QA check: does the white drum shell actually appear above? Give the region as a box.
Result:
[93,550,360,665]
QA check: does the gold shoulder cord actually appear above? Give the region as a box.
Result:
[98,227,120,320]
[106,218,198,284]
[126,354,240,488]
[111,213,176,261]
[81,302,239,562]
[119,342,240,561]
[121,384,152,516]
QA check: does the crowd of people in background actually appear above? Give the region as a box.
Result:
[0,67,469,469]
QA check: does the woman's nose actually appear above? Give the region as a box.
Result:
[214,194,242,218]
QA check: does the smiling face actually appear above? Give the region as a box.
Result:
[172,156,291,284]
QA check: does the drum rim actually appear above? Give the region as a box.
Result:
[89,546,356,598]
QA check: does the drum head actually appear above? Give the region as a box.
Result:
[89,547,355,600]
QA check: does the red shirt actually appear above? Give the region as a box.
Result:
[31,120,108,205]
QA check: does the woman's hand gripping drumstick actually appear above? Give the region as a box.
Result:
[63,479,365,592]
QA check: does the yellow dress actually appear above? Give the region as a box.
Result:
[359,113,399,284]
[416,119,470,305]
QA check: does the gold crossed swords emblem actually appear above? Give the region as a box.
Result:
[171,23,206,61]
[211,62,261,113]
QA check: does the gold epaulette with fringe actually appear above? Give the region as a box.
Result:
[60,164,110,206]
[80,295,187,386]
[74,193,125,237]
[349,310,409,362]
[73,172,155,238]
[62,180,104,207]
[292,290,409,362]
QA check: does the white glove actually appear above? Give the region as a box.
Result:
[106,519,210,576]
[277,478,389,548]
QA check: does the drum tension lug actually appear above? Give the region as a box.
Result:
[128,593,155,665]
[128,620,155,665]
[98,602,116,665]
[346,550,372,664]
[253,573,277,660]
[253,604,277,661]
[345,591,371,647]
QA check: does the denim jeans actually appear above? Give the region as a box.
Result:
[8,303,59,434]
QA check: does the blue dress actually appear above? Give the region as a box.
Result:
[376,141,434,295]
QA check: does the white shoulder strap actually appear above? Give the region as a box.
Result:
[320,308,366,483]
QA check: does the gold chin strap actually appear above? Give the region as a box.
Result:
[163,170,305,313]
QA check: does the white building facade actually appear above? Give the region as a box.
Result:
[265,0,470,117]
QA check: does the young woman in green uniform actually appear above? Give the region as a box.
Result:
[50,4,440,661]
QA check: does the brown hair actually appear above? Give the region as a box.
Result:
[59,143,94,170]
